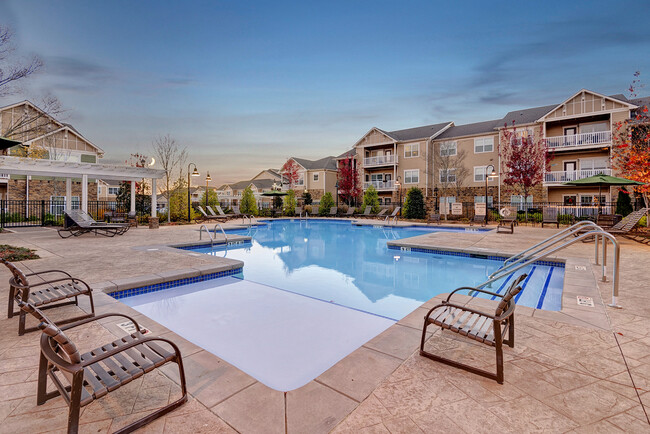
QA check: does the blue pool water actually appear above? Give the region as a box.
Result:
[185,220,564,318]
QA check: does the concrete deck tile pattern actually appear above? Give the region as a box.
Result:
[0,220,647,432]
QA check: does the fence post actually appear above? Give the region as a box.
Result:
[41,200,46,227]
[1,200,4,229]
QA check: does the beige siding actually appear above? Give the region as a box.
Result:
[358,129,394,146]
[396,140,426,189]
[545,92,629,120]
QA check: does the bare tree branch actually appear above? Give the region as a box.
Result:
[0,25,43,97]
[152,134,187,223]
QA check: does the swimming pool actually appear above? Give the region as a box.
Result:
[120,220,564,390]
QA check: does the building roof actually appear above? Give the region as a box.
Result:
[436,119,502,140]
[499,104,558,126]
[630,97,650,116]
[336,148,356,159]
[250,179,275,189]
[385,122,452,141]
[291,156,338,171]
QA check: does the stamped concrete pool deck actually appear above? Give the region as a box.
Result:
[0,219,648,433]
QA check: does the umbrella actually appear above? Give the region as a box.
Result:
[261,190,288,212]
[0,137,21,151]
[563,173,645,214]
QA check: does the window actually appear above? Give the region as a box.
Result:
[474,167,486,182]
[511,195,533,210]
[370,173,383,182]
[580,122,609,134]
[439,169,456,183]
[384,198,392,205]
[313,173,319,182]
[580,195,607,205]
[474,137,494,153]
[580,158,609,171]
[50,196,79,216]
[474,196,494,206]
[440,141,457,156]
[404,169,419,184]
[404,143,419,158]
[97,186,102,194]
[108,187,120,195]
[440,196,456,204]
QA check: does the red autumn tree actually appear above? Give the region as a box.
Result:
[281,159,301,188]
[498,123,552,218]
[612,71,650,210]
[337,156,361,205]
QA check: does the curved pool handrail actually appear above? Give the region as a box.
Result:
[213,223,228,244]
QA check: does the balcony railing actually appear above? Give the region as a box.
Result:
[546,131,612,149]
[363,155,397,167]
[363,180,395,190]
[0,173,9,180]
[544,168,612,184]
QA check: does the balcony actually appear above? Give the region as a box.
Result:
[546,131,612,150]
[0,173,8,181]
[363,180,395,191]
[363,155,397,168]
[544,168,612,184]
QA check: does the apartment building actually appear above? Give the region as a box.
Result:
[348,89,647,211]
[282,156,338,200]
[351,123,452,204]
[0,100,103,203]
[216,168,281,207]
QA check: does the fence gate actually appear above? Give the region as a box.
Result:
[0,200,50,228]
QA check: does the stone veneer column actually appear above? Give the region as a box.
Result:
[81,174,88,212]
[65,178,72,211]
[130,181,136,213]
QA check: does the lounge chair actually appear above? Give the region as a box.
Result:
[471,214,486,226]
[420,274,527,384]
[606,208,649,236]
[342,207,355,217]
[497,206,517,234]
[2,258,95,335]
[231,205,244,218]
[372,209,388,219]
[198,206,227,222]
[328,206,338,217]
[354,206,372,218]
[13,293,187,434]
[295,206,303,217]
[58,209,130,238]
[541,207,559,228]
[211,205,237,220]
[428,213,441,225]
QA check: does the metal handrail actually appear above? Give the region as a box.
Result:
[212,224,228,243]
[199,224,214,247]
[481,229,621,308]
[496,221,602,276]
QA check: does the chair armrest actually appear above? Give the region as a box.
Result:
[81,336,182,367]
[446,286,502,302]
[25,269,74,279]
[18,276,86,289]
[423,301,497,322]
[60,313,140,331]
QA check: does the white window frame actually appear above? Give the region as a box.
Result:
[108,187,120,195]
[510,195,533,204]
[404,169,419,184]
[440,141,457,157]
[439,169,456,183]
[474,195,493,206]
[474,136,494,153]
[313,173,319,182]
[440,196,456,204]
[474,166,487,182]
[404,143,420,158]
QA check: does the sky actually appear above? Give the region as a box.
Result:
[1,0,649,185]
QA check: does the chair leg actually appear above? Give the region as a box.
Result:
[18,309,26,336]
[37,353,49,405]
[496,341,504,384]
[7,285,15,319]
[67,371,84,434]
[507,316,515,348]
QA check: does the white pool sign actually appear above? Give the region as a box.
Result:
[451,202,463,215]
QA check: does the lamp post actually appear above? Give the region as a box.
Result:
[484,164,497,226]
[335,181,339,207]
[205,172,212,210]
[187,163,200,222]
[395,176,401,207]
[434,186,439,213]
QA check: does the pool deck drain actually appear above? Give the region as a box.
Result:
[0,220,648,432]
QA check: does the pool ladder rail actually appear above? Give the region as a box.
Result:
[480,221,621,308]
[199,224,229,247]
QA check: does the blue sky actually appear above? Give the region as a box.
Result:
[1,0,649,184]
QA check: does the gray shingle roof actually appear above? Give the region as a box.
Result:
[291,156,337,171]
[436,119,502,140]
[250,179,275,189]
[500,104,558,126]
[630,97,650,116]
[336,148,356,159]
[385,122,452,141]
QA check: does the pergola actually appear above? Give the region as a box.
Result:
[0,156,164,218]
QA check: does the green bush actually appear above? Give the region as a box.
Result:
[318,192,335,216]
[283,190,297,215]
[403,187,425,219]
[362,186,380,214]
[638,215,647,227]
[302,191,312,205]
[616,192,633,216]
[240,186,258,216]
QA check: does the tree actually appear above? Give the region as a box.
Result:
[152,135,187,223]
[362,185,381,214]
[613,71,650,212]
[434,142,470,220]
[337,157,361,205]
[403,187,425,219]
[199,189,220,209]
[0,26,63,143]
[302,191,312,205]
[499,123,552,220]
[283,190,297,215]
[240,186,258,215]
[167,177,197,221]
[616,190,633,216]
[116,181,151,216]
[318,192,335,216]
[281,159,301,188]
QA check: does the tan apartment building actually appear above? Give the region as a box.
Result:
[282,157,338,200]
[217,168,282,208]
[0,101,103,204]
[347,89,647,213]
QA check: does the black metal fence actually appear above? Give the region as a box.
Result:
[0,200,148,228]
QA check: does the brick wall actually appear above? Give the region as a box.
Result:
[8,179,98,201]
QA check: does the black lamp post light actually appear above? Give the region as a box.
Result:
[205,171,212,210]
[187,163,200,222]
[484,164,498,226]
[395,176,402,207]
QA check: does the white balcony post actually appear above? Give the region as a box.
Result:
[81,174,88,212]
[151,178,157,218]
[65,177,72,211]
[130,181,136,213]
